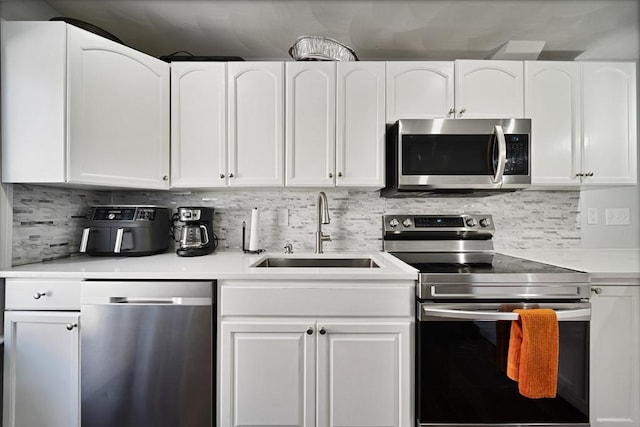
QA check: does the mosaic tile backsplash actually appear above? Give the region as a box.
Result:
[12,184,581,266]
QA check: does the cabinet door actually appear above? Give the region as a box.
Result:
[336,62,386,188]
[386,61,455,121]
[316,321,412,427]
[228,62,284,187]
[67,26,170,189]
[582,63,637,185]
[171,62,227,188]
[590,285,640,426]
[286,62,336,187]
[219,321,316,427]
[525,61,582,186]
[3,311,80,427]
[455,60,524,118]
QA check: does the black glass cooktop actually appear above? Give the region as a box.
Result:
[392,253,584,275]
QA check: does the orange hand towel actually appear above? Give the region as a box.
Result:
[507,308,559,399]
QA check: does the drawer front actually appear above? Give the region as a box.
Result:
[5,279,81,310]
[221,283,414,317]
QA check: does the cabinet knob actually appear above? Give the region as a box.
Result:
[587,171,594,177]
[66,323,78,331]
[319,327,326,335]
[459,107,467,115]
[220,173,225,179]
[162,175,169,181]
[33,292,46,300]
[338,172,343,178]
[591,287,603,295]
[448,108,455,116]
[329,173,333,178]
[576,173,584,177]
[306,327,314,335]
[229,173,234,178]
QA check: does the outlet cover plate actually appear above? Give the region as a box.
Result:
[605,208,630,225]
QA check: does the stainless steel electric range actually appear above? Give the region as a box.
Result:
[383,214,591,427]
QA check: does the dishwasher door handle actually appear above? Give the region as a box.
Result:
[106,297,212,305]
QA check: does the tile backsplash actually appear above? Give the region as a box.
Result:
[11,184,581,266]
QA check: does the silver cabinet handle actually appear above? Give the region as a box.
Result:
[591,287,603,295]
[66,323,78,331]
[33,292,47,300]
[80,227,92,253]
[492,125,506,184]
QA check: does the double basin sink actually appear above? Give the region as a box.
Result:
[252,256,380,268]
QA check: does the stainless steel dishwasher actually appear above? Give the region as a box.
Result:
[80,280,214,427]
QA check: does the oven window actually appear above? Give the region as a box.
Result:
[417,320,589,424]
[401,134,495,175]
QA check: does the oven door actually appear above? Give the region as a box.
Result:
[416,302,590,427]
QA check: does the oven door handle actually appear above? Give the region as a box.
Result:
[420,306,591,321]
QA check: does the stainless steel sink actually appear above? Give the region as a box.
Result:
[252,257,380,268]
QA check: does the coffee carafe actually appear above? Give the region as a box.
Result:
[176,207,217,257]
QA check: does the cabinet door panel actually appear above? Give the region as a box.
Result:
[525,61,581,186]
[590,286,640,426]
[228,62,284,187]
[171,62,227,188]
[386,61,455,121]
[583,63,637,185]
[336,62,385,187]
[455,60,524,118]
[67,26,169,189]
[3,311,80,427]
[220,321,315,427]
[286,62,336,186]
[317,321,412,427]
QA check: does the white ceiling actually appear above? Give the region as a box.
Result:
[1,0,638,61]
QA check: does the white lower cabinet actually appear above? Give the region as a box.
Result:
[220,319,410,427]
[3,311,80,427]
[219,280,414,427]
[590,283,640,426]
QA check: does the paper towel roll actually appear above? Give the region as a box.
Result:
[249,207,260,251]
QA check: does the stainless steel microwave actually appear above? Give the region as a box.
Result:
[381,119,531,197]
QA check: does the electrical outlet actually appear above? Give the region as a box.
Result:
[605,208,630,225]
[587,208,598,225]
[277,208,289,226]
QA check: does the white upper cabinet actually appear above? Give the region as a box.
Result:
[1,21,170,189]
[582,62,637,185]
[171,62,227,188]
[336,62,386,188]
[386,61,455,121]
[228,62,285,187]
[454,60,524,118]
[525,61,582,186]
[285,62,336,187]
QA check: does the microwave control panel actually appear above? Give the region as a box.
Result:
[504,134,529,175]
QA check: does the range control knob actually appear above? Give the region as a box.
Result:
[389,218,399,228]
[402,218,413,228]
[465,218,477,227]
[479,217,491,227]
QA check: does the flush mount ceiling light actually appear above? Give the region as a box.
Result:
[489,40,546,60]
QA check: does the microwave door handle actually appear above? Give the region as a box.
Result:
[420,306,591,321]
[492,125,507,184]
[80,227,92,253]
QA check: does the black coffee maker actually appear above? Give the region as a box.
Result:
[176,207,217,257]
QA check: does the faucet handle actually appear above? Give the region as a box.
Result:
[321,233,331,242]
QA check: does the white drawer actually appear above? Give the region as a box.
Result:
[5,279,81,310]
[220,281,414,317]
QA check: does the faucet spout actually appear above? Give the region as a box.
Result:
[315,191,331,253]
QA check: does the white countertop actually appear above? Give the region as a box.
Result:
[499,248,640,281]
[0,251,418,281]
